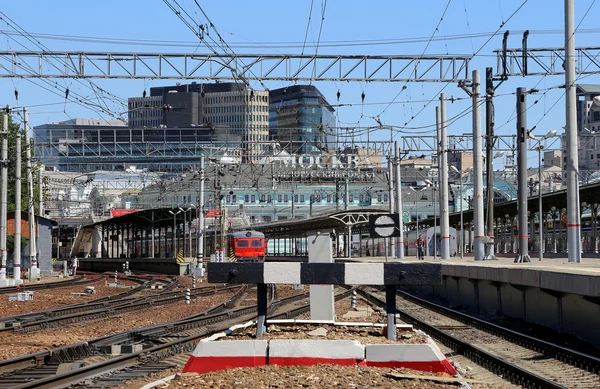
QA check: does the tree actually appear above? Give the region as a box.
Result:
[1,112,40,214]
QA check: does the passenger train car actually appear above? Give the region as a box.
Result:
[227,230,267,262]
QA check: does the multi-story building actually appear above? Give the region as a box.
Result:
[269,85,336,155]
[561,84,600,181]
[34,118,241,173]
[127,82,269,160]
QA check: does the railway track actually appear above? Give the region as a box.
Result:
[0,277,98,295]
[0,282,240,335]
[359,287,600,389]
[0,286,352,388]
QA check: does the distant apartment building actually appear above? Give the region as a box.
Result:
[560,84,600,181]
[269,85,335,155]
[127,82,269,160]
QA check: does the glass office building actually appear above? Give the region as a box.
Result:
[269,85,336,155]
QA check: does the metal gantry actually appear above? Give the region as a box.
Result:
[0,51,472,82]
[494,46,600,78]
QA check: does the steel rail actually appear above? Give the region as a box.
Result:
[8,288,353,389]
[358,288,568,389]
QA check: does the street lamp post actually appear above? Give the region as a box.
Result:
[409,182,430,257]
[450,166,471,259]
[550,206,558,253]
[528,129,557,261]
[168,209,182,258]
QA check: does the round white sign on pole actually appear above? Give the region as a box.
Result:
[374,215,396,237]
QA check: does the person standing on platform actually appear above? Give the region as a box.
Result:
[71,255,79,277]
[415,235,425,260]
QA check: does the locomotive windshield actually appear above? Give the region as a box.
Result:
[251,240,263,247]
[236,240,249,247]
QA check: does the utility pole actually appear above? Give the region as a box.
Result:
[565,0,581,263]
[14,118,22,283]
[25,108,39,279]
[459,70,484,260]
[395,141,404,259]
[484,67,497,260]
[196,157,205,276]
[0,109,8,284]
[38,169,44,217]
[515,88,531,263]
[387,156,395,258]
[439,94,450,260]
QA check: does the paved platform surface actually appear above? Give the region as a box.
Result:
[343,254,600,277]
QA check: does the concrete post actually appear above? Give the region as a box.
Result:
[395,141,404,258]
[472,70,485,260]
[63,261,67,277]
[0,111,7,283]
[13,123,21,283]
[515,88,531,263]
[351,291,357,309]
[307,229,335,321]
[25,108,39,280]
[564,0,582,263]
[257,283,267,337]
[386,285,397,340]
[439,94,450,260]
[185,288,191,305]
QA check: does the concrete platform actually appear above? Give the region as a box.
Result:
[345,255,600,348]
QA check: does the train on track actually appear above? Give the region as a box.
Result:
[228,230,267,262]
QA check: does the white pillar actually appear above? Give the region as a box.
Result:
[472,70,485,260]
[440,94,450,260]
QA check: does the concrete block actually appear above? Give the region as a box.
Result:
[344,263,383,285]
[364,342,456,375]
[0,279,14,287]
[310,285,335,320]
[269,339,364,366]
[56,362,83,374]
[183,340,268,373]
[264,263,301,284]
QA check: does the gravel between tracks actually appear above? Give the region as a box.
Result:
[0,279,138,317]
[387,291,600,389]
[0,291,236,360]
[116,365,491,389]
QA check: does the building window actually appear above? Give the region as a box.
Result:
[232,195,237,202]
[359,194,364,202]
[300,195,305,202]
[294,194,299,203]
[349,194,354,202]
[251,195,256,202]
[284,194,289,202]
[267,194,272,203]
[384,194,389,202]
[245,195,250,202]
[278,194,283,202]
[226,195,231,203]
[377,193,382,202]
[260,194,265,202]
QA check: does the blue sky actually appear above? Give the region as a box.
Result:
[1,0,599,168]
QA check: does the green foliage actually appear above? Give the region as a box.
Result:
[6,235,27,253]
[1,113,41,214]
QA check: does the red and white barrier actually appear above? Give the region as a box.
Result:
[269,340,365,366]
[182,339,268,373]
[364,338,457,375]
[182,321,456,376]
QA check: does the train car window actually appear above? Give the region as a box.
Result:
[251,240,263,247]
[237,240,249,247]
